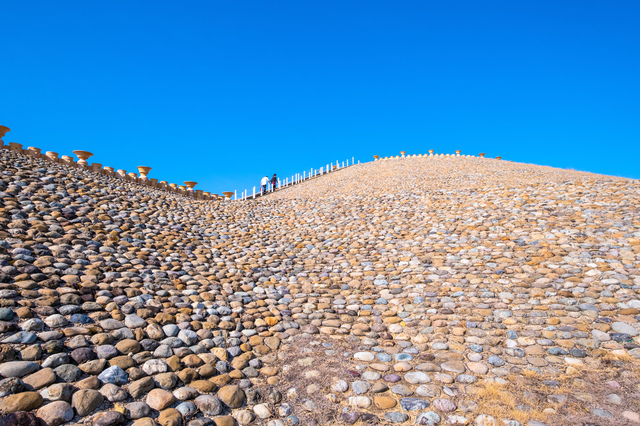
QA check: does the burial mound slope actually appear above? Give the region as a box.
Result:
[0,147,639,426]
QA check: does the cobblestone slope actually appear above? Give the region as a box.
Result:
[0,149,639,425]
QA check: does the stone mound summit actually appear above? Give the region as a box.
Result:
[0,146,639,426]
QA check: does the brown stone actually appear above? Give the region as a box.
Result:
[23,368,56,390]
[146,389,175,411]
[209,374,232,387]
[374,395,397,409]
[115,339,142,354]
[217,385,246,408]
[190,380,217,393]
[213,416,237,426]
[110,356,136,370]
[157,408,181,426]
[0,392,43,413]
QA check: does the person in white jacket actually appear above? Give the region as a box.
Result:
[260,176,269,193]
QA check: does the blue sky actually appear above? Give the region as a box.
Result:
[2,1,639,194]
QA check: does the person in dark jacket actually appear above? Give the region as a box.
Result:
[270,174,277,191]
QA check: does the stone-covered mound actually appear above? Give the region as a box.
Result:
[0,147,639,426]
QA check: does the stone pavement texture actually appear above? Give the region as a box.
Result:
[0,148,639,426]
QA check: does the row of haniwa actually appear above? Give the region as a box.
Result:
[0,125,237,200]
[374,150,502,160]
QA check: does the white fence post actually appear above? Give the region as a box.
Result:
[234,190,237,200]
[253,186,256,199]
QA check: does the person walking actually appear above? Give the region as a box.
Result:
[270,173,277,191]
[260,176,268,193]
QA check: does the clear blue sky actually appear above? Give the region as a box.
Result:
[2,1,639,194]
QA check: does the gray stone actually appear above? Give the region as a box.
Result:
[0,377,24,397]
[404,372,430,384]
[352,380,371,395]
[2,331,37,344]
[36,401,74,426]
[415,411,441,425]
[385,412,409,423]
[98,365,129,385]
[142,359,168,375]
[332,379,348,392]
[432,398,457,412]
[400,398,430,411]
[611,322,639,337]
[194,395,222,416]
[126,401,151,419]
[124,315,147,328]
[176,401,197,416]
[0,361,39,378]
